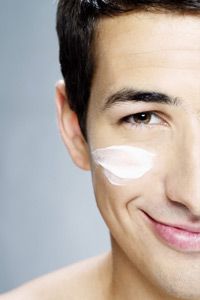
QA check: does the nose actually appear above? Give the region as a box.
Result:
[165,127,200,218]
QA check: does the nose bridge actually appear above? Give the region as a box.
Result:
[167,124,200,216]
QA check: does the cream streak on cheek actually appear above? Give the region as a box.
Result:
[92,145,156,186]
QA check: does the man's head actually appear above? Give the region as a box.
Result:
[56,0,200,139]
[56,1,200,299]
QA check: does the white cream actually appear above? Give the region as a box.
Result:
[92,145,156,186]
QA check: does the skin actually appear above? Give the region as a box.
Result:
[2,10,200,300]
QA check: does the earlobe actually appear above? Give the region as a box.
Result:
[55,80,91,171]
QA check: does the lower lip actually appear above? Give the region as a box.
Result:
[143,212,200,252]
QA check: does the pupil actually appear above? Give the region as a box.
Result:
[134,112,150,124]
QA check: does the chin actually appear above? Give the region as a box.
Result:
[162,284,200,300]
[150,267,200,300]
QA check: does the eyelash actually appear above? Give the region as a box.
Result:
[120,111,164,128]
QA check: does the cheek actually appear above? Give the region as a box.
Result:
[90,145,168,222]
[91,152,167,250]
[92,162,161,206]
[91,156,158,214]
[91,166,131,230]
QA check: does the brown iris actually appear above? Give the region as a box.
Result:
[131,112,152,124]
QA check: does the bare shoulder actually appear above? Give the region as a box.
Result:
[0,252,112,300]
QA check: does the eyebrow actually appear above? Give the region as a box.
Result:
[101,88,181,111]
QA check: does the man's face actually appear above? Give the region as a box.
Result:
[86,12,200,299]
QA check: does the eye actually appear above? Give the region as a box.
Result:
[121,112,162,127]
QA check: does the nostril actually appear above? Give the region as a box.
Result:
[190,214,200,222]
[168,196,200,219]
[168,197,188,210]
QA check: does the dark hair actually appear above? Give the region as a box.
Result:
[56,0,200,138]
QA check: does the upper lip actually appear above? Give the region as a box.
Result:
[143,211,200,233]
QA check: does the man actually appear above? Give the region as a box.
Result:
[2,0,200,299]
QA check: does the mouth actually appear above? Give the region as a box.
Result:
[141,211,200,253]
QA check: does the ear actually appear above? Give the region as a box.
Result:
[55,80,91,171]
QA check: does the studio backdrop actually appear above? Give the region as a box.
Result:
[0,0,109,293]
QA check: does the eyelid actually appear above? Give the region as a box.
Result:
[120,111,167,127]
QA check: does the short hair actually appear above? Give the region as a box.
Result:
[56,0,200,139]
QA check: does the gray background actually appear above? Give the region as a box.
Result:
[0,0,109,293]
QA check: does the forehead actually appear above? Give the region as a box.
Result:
[94,12,200,64]
[89,12,200,109]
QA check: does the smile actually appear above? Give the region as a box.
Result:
[142,211,200,253]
